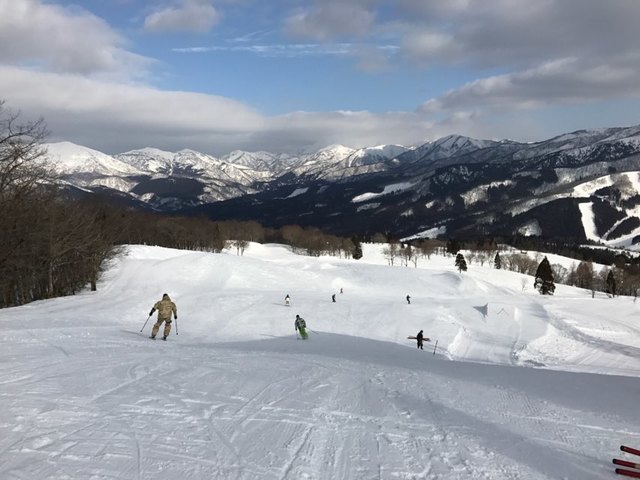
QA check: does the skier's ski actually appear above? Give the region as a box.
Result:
[614,459,640,470]
[622,446,640,457]
[616,468,640,478]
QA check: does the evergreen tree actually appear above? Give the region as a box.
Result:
[606,269,617,297]
[534,256,555,295]
[455,253,468,272]
[446,239,461,256]
[351,236,363,260]
[494,251,502,269]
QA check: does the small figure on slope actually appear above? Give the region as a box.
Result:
[149,293,177,340]
[406,294,411,305]
[295,314,308,339]
[285,294,291,306]
[332,293,336,303]
[408,330,430,349]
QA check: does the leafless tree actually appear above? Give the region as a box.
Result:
[382,242,399,266]
[575,261,595,290]
[232,239,249,256]
[551,264,568,285]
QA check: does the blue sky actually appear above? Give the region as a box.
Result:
[2,0,640,155]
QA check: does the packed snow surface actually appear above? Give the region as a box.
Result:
[1,243,640,479]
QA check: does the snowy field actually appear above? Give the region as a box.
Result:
[1,243,640,479]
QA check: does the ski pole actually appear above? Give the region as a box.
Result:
[175,317,179,335]
[432,339,438,355]
[140,314,152,332]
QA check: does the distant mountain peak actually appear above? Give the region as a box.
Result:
[429,134,496,150]
[316,144,355,155]
[44,141,143,176]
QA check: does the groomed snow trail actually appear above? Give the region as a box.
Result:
[1,327,639,479]
[1,244,640,479]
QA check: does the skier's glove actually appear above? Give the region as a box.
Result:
[149,310,154,316]
[174,316,177,320]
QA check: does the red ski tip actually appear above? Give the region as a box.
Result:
[614,458,640,470]
[616,468,640,478]
[622,446,640,457]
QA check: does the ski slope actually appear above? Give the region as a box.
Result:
[1,243,640,479]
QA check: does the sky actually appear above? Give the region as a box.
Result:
[2,0,640,155]
[1,242,639,478]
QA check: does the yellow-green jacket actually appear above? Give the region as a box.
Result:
[150,294,177,321]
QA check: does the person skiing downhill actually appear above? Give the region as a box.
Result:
[406,295,411,304]
[285,294,291,306]
[295,314,308,339]
[149,293,177,340]
[416,330,424,350]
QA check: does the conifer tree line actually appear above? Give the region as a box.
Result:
[436,239,640,297]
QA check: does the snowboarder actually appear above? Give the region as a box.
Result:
[332,294,336,303]
[416,330,424,350]
[406,294,411,304]
[295,314,308,339]
[149,293,177,340]
[285,294,291,306]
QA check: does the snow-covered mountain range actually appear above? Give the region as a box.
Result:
[46,141,400,209]
[46,125,640,244]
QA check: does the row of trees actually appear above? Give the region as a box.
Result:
[493,250,635,297]
[116,211,358,259]
[0,103,124,307]
[379,235,634,297]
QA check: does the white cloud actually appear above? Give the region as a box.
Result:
[0,66,439,154]
[0,0,150,76]
[396,0,640,68]
[0,66,262,150]
[391,0,640,122]
[421,56,640,114]
[284,2,376,41]
[172,43,371,58]
[3,0,640,156]
[402,30,456,60]
[144,0,220,33]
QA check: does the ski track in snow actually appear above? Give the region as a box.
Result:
[2,327,639,479]
[1,244,640,479]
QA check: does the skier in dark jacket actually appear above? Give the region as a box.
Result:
[406,294,411,304]
[416,330,424,350]
[295,314,308,339]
